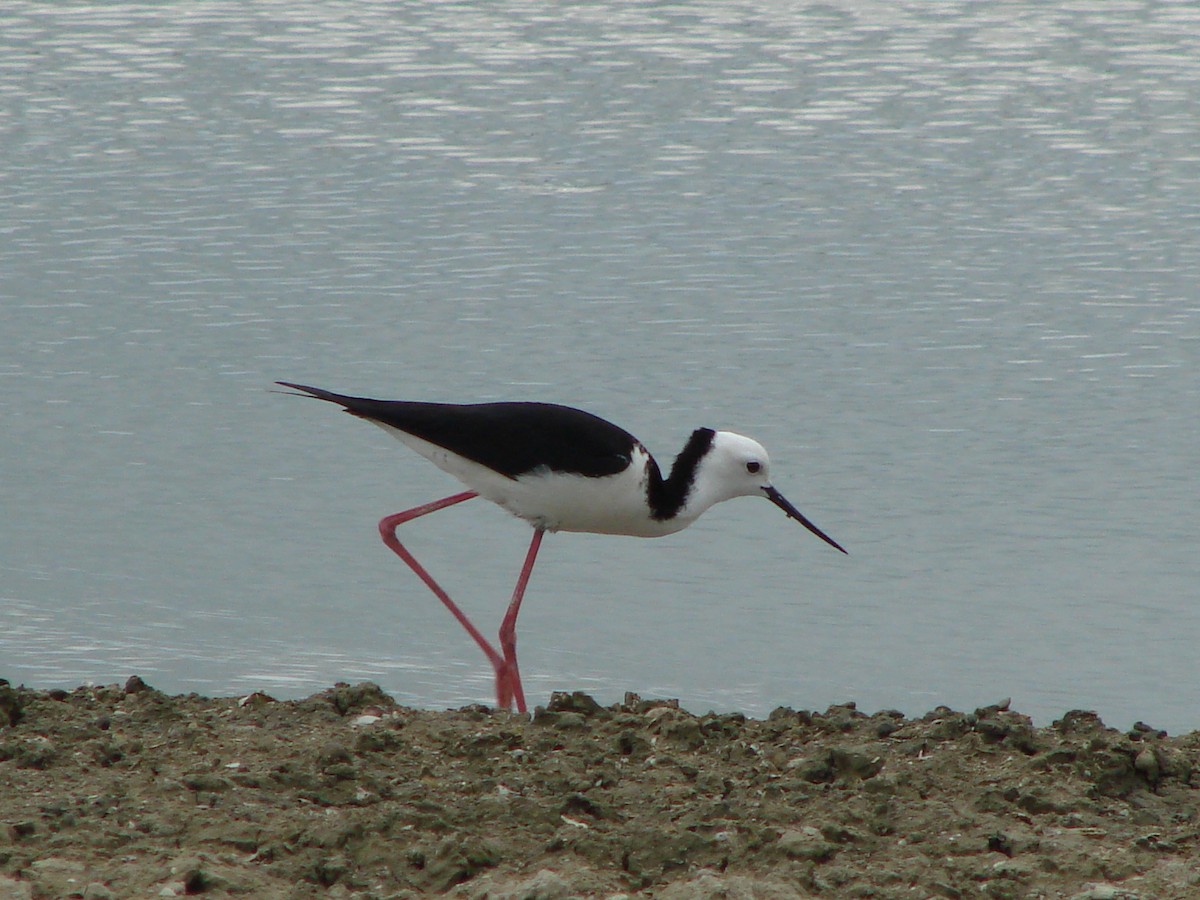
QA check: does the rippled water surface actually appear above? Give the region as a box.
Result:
[2,1,1197,730]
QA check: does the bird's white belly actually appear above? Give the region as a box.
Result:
[502,467,682,537]
[375,424,686,537]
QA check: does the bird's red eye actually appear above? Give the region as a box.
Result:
[746,461,761,474]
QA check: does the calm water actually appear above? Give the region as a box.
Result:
[2,1,1198,731]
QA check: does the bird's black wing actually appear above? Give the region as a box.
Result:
[278,382,638,479]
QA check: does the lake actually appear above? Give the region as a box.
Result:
[2,0,1197,731]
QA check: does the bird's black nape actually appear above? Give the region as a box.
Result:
[646,427,716,521]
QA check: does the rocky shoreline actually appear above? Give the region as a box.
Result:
[1,678,1197,898]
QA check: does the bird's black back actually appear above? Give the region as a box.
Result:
[279,383,637,479]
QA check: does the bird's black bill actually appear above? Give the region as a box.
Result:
[763,486,848,554]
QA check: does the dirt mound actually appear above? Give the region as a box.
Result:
[1,678,1197,898]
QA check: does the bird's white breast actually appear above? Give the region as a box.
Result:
[374,425,685,537]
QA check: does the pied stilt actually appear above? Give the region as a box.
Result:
[278,382,846,713]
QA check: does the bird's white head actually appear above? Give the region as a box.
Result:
[703,431,776,502]
[698,431,848,554]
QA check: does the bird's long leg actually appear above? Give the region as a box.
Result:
[378,490,521,710]
[496,528,545,714]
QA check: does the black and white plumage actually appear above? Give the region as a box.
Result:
[278,381,846,712]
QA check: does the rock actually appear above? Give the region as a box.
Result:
[1054,710,1108,734]
[124,675,153,694]
[987,832,1014,856]
[776,827,838,862]
[237,691,276,708]
[552,712,588,730]
[644,708,705,748]
[0,874,34,900]
[0,681,23,727]
[1128,721,1166,740]
[167,856,224,893]
[4,820,36,842]
[1133,748,1159,781]
[424,837,500,891]
[1068,885,1140,900]
[1016,788,1072,815]
[658,869,808,899]
[614,730,651,758]
[767,706,814,727]
[545,691,604,716]
[787,751,835,783]
[181,772,234,792]
[28,858,86,898]
[9,736,57,769]
[317,741,353,766]
[830,746,884,780]
[925,711,972,741]
[319,682,396,716]
[497,868,573,899]
[990,856,1036,880]
[561,792,607,820]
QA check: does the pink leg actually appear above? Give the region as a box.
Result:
[496,528,545,714]
[377,491,524,711]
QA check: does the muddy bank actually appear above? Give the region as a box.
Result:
[1,678,1198,898]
